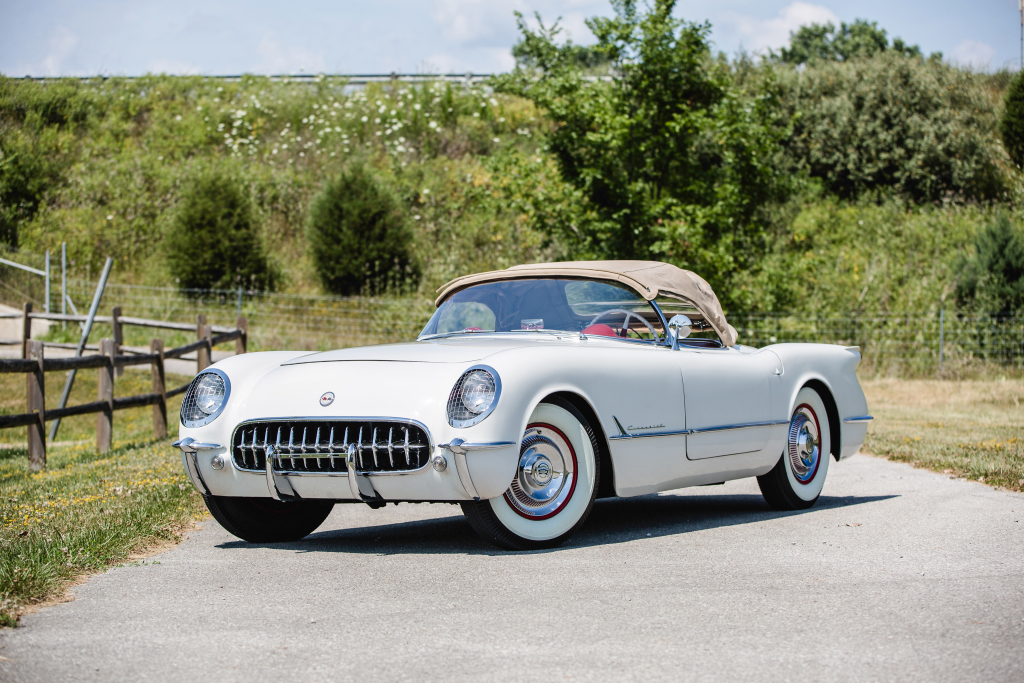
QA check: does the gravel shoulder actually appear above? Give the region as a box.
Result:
[1,453,1022,683]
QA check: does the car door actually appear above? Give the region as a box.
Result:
[676,347,776,459]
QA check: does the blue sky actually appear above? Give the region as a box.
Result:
[1,1,1020,77]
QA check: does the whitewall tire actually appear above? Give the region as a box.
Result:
[461,397,600,550]
[757,386,832,510]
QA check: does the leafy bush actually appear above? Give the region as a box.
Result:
[307,166,419,296]
[1000,70,1024,169]
[955,215,1024,317]
[777,52,1008,202]
[165,167,277,292]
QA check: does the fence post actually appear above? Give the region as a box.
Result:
[44,250,50,314]
[112,306,124,378]
[151,338,167,439]
[196,314,209,373]
[21,302,32,359]
[97,338,115,453]
[939,308,944,372]
[236,315,248,354]
[27,340,46,471]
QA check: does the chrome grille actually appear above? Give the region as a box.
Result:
[231,420,431,474]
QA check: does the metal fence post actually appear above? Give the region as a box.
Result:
[27,340,45,471]
[112,306,124,378]
[196,314,208,373]
[151,338,167,439]
[61,242,67,329]
[939,308,944,372]
[97,338,115,453]
[21,302,32,359]
[236,315,248,355]
[44,250,50,313]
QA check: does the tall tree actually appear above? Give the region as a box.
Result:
[497,0,790,304]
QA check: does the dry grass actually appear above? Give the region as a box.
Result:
[862,378,1024,491]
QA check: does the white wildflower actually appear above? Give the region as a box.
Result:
[414,103,421,110]
[429,120,438,129]
[361,116,368,122]
[106,215,113,220]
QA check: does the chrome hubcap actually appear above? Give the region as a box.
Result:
[788,406,820,483]
[506,426,576,518]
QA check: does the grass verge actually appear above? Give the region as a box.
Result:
[862,378,1024,492]
[0,368,205,627]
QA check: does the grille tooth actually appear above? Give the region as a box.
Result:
[232,420,430,474]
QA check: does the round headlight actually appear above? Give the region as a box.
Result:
[195,373,227,414]
[461,370,496,414]
[180,369,231,428]
[448,366,501,428]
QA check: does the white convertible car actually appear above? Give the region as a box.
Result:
[174,261,871,550]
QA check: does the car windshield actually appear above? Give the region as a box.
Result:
[419,278,666,342]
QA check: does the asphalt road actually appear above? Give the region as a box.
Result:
[2,453,1022,682]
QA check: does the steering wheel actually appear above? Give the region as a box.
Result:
[587,308,659,340]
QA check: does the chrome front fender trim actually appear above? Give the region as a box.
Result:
[181,451,211,496]
[438,438,517,455]
[173,437,223,453]
[842,415,874,423]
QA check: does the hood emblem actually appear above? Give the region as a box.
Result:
[319,392,335,407]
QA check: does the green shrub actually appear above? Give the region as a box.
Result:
[307,166,419,296]
[955,215,1024,317]
[778,52,1007,202]
[1000,70,1024,169]
[165,167,277,292]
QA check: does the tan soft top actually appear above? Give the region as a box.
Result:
[435,260,738,347]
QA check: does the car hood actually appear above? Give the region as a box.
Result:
[282,336,582,365]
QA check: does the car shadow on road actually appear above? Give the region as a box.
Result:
[216,492,898,556]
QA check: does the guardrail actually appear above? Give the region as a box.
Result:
[0,306,248,471]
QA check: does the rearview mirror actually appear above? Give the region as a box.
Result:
[667,315,692,350]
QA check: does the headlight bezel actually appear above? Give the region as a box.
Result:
[180,368,231,428]
[447,365,501,428]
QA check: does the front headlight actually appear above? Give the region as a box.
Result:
[180,368,231,428]
[448,366,501,428]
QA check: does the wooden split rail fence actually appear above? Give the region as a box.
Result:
[0,304,248,471]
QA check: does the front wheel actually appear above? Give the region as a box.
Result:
[461,397,600,550]
[205,495,334,543]
[757,386,832,511]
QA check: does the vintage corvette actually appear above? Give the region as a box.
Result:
[174,261,872,550]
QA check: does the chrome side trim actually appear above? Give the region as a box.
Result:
[689,420,790,435]
[609,428,692,441]
[842,415,874,423]
[173,437,223,453]
[438,438,517,455]
[607,419,789,440]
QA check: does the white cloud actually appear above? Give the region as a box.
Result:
[431,0,523,47]
[952,39,995,69]
[16,26,80,76]
[255,33,326,74]
[725,2,837,55]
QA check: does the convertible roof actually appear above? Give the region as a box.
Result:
[435,260,738,347]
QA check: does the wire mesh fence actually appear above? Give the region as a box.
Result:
[3,264,1023,376]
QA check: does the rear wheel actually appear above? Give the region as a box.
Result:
[461,397,600,550]
[757,387,832,511]
[205,495,334,543]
